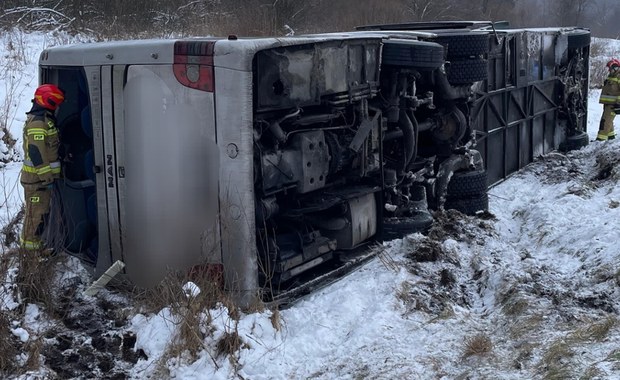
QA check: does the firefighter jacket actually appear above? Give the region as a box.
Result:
[21,105,61,185]
[599,72,620,105]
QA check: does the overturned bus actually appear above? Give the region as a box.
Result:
[38,21,590,305]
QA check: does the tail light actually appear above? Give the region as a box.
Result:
[173,41,215,92]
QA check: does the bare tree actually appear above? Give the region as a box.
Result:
[402,0,455,21]
[0,2,75,31]
[480,0,516,20]
[550,0,594,26]
[0,0,614,38]
[593,0,620,38]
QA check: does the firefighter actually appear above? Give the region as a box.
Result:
[20,84,64,253]
[597,59,620,141]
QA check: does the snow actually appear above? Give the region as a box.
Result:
[126,132,620,379]
[131,308,179,359]
[11,327,29,343]
[2,30,620,379]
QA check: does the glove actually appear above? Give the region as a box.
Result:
[39,172,54,186]
[40,175,55,189]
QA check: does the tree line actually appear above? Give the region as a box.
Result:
[0,0,618,39]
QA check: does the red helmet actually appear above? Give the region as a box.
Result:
[34,84,65,111]
[606,59,620,70]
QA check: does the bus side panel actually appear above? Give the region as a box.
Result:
[100,66,124,266]
[214,66,259,305]
[83,66,115,276]
[122,65,220,286]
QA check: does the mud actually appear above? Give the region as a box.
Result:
[524,152,587,185]
[428,209,496,245]
[521,143,620,189]
[398,210,497,315]
[38,277,147,379]
[593,149,620,181]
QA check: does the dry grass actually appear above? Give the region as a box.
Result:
[542,340,573,363]
[269,308,281,332]
[513,343,535,370]
[135,269,226,316]
[395,281,425,315]
[539,340,574,380]
[586,317,615,342]
[508,313,544,340]
[133,267,248,374]
[396,281,413,304]
[0,208,23,247]
[462,333,492,358]
[396,279,456,319]
[216,330,243,358]
[581,365,603,380]
[590,65,609,89]
[23,336,44,371]
[14,248,59,310]
[501,293,529,317]
[569,317,616,343]
[0,311,19,374]
[168,310,206,360]
[605,349,620,362]
[377,245,399,272]
[136,273,223,358]
[0,31,27,166]
[0,225,65,376]
[589,39,609,59]
[0,129,16,158]
[543,366,573,380]
[9,251,68,376]
[244,294,267,314]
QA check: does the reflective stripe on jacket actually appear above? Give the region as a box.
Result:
[599,74,620,104]
[21,110,61,185]
[19,238,42,250]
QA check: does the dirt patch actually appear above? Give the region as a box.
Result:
[406,239,443,262]
[428,209,496,246]
[576,292,617,313]
[525,152,586,185]
[593,149,620,181]
[397,210,498,315]
[519,144,620,195]
[34,276,145,379]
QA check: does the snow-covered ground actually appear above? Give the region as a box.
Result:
[2,31,620,379]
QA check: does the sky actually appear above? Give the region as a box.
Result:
[1,31,620,379]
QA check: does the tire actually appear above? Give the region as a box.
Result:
[447,169,488,198]
[383,214,434,240]
[566,30,591,50]
[445,193,489,215]
[446,58,488,84]
[382,40,445,69]
[560,131,589,152]
[432,33,490,58]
